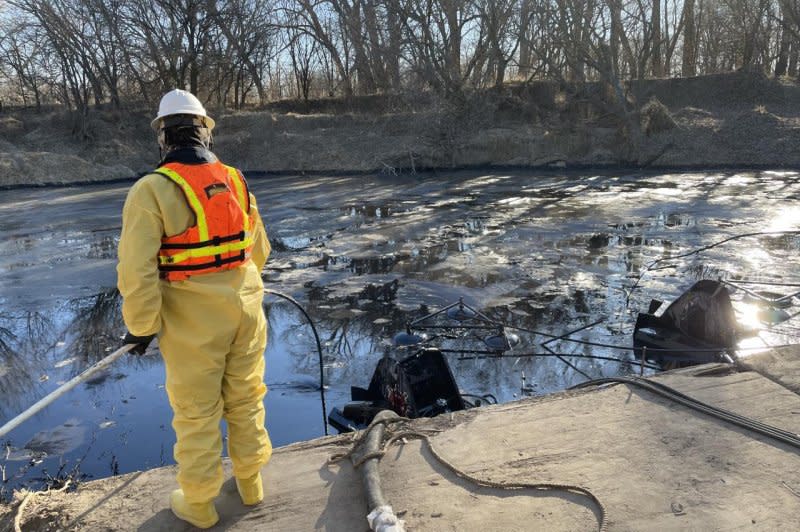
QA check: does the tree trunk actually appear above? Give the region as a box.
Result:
[789,41,799,77]
[443,0,462,92]
[518,0,533,78]
[610,0,622,77]
[33,82,41,112]
[190,62,199,94]
[386,1,402,90]
[776,25,791,76]
[681,0,696,76]
[338,1,375,95]
[363,0,388,92]
[652,0,663,77]
[742,33,755,68]
[298,0,353,96]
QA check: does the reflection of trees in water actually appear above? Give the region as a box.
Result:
[20,311,55,358]
[310,282,409,362]
[0,288,128,380]
[435,288,643,394]
[266,279,416,383]
[0,288,153,500]
[0,311,54,359]
[324,319,356,358]
[0,311,55,420]
[267,275,627,390]
[268,305,391,372]
[318,305,410,360]
[270,276,632,394]
[0,320,15,358]
[272,262,666,396]
[64,288,123,363]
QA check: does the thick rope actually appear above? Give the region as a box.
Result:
[328,417,405,465]
[331,417,607,531]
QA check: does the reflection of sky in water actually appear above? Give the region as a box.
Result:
[1,170,800,498]
[766,206,800,232]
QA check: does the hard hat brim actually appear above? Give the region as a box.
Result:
[151,114,215,131]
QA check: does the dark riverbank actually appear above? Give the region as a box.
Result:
[2,72,799,187]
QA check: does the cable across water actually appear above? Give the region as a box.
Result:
[263,288,329,436]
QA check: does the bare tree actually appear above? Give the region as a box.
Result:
[287,25,319,101]
[0,21,45,110]
[291,0,355,96]
[400,0,483,95]
[1,0,799,112]
[476,0,519,88]
[208,0,280,106]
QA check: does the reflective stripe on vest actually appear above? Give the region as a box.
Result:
[155,162,255,281]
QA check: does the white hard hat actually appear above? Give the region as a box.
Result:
[151,89,215,131]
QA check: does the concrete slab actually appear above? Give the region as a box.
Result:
[3,364,800,531]
[738,345,800,395]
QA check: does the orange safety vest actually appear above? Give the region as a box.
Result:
[154,161,255,282]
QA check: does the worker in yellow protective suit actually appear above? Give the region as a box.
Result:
[117,89,272,529]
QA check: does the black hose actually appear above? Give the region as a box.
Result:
[571,376,800,451]
[263,288,328,436]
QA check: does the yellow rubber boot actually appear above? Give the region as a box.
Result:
[170,489,219,529]
[235,472,264,505]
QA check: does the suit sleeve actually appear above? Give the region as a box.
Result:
[116,180,164,336]
[249,192,270,272]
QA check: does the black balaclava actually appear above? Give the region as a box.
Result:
[157,114,213,158]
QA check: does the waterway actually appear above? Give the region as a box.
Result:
[1,169,799,499]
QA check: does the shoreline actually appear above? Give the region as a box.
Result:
[3,72,800,189]
[2,162,798,192]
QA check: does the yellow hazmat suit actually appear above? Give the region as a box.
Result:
[117,165,272,505]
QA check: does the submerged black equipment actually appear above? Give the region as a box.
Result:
[633,280,738,366]
[328,348,466,433]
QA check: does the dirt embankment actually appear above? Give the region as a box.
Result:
[1,71,799,187]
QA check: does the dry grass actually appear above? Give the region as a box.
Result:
[2,72,800,187]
